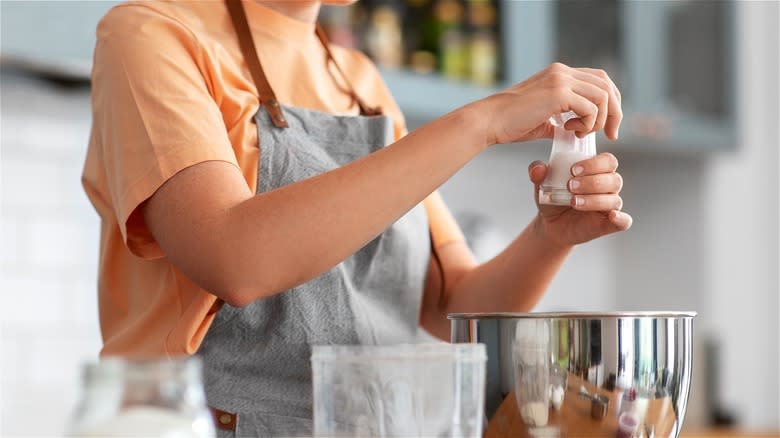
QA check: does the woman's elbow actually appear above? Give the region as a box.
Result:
[219,291,255,308]
[200,250,310,307]
[209,274,272,308]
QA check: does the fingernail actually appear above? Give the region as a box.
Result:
[569,179,580,191]
[572,165,584,176]
[575,196,585,206]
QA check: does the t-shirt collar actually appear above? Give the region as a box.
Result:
[242,0,317,45]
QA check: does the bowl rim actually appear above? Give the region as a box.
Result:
[447,311,697,320]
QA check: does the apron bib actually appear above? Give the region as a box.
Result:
[198,2,432,436]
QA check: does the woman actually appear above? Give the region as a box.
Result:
[83,0,631,435]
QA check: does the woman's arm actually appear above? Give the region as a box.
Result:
[144,108,482,306]
[419,223,570,341]
[143,63,622,307]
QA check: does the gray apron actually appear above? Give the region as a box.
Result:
[198,2,432,436]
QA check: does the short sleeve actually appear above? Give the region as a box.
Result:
[89,4,239,258]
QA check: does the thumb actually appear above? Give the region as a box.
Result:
[528,160,547,185]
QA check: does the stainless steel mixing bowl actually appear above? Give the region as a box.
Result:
[450,312,695,438]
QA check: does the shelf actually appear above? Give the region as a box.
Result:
[380,69,503,122]
[615,109,737,154]
[382,68,734,154]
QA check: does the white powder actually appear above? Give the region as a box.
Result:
[550,385,565,410]
[520,401,549,427]
[544,150,592,189]
[539,119,596,206]
[75,406,210,437]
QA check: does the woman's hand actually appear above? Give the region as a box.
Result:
[473,62,623,147]
[529,152,632,246]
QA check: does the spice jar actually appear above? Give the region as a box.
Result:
[67,357,215,437]
[539,112,597,206]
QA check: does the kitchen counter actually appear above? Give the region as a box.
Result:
[680,431,779,438]
[485,372,778,438]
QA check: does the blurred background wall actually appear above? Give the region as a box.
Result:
[1,0,778,435]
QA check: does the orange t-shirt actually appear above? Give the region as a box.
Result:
[83,0,465,357]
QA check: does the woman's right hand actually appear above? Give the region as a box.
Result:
[473,62,623,147]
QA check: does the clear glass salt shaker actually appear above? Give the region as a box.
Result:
[539,111,597,206]
[512,319,551,428]
[67,357,215,437]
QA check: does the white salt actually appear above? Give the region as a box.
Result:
[539,114,596,206]
[520,401,549,427]
[550,385,565,410]
[545,150,592,190]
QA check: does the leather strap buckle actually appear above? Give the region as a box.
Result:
[210,407,237,431]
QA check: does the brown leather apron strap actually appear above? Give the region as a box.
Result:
[315,25,383,117]
[226,0,383,126]
[225,0,288,128]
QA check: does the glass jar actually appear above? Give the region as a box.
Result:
[512,319,552,428]
[539,112,597,206]
[311,343,486,438]
[67,357,215,437]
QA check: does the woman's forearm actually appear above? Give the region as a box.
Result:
[446,216,572,312]
[147,106,486,306]
[419,215,573,340]
[146,62,625,307]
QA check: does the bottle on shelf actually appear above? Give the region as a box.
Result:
[467,0,498,85]
[366,5,404,69]
[404,0,438,75]
[435,0,468,79]
[322,0,502,85]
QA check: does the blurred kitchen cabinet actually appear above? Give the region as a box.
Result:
[385,0,737,151]
[615,0,736,150]
[1,0,736,151]
[0,1,122,79]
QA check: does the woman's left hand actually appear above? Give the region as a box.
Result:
[529,152,632,246]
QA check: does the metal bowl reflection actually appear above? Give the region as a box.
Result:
[449,311,695,438]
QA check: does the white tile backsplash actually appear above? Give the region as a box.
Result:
[2,157,65,209]
[1,72,103,436]
[26,219,88,268]
[2,218,19,264]
[64,275,101,325]
[1,271,66,323]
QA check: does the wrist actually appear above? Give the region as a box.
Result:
[454,100,492,152]
[532,214,574,253]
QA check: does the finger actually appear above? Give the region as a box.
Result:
[604,101,623,140]
[570,152,619,177]
[574,68,623,139]
[577,67,621,103]
[570,78,609,135]
[528,161,548,184]
[593,210,633,238]
[563,117,586,133]
[560,91,599,136]
[571,193,623,211]
[529,122,555,140]
[608,210,633,231]
[568,172,623,194]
